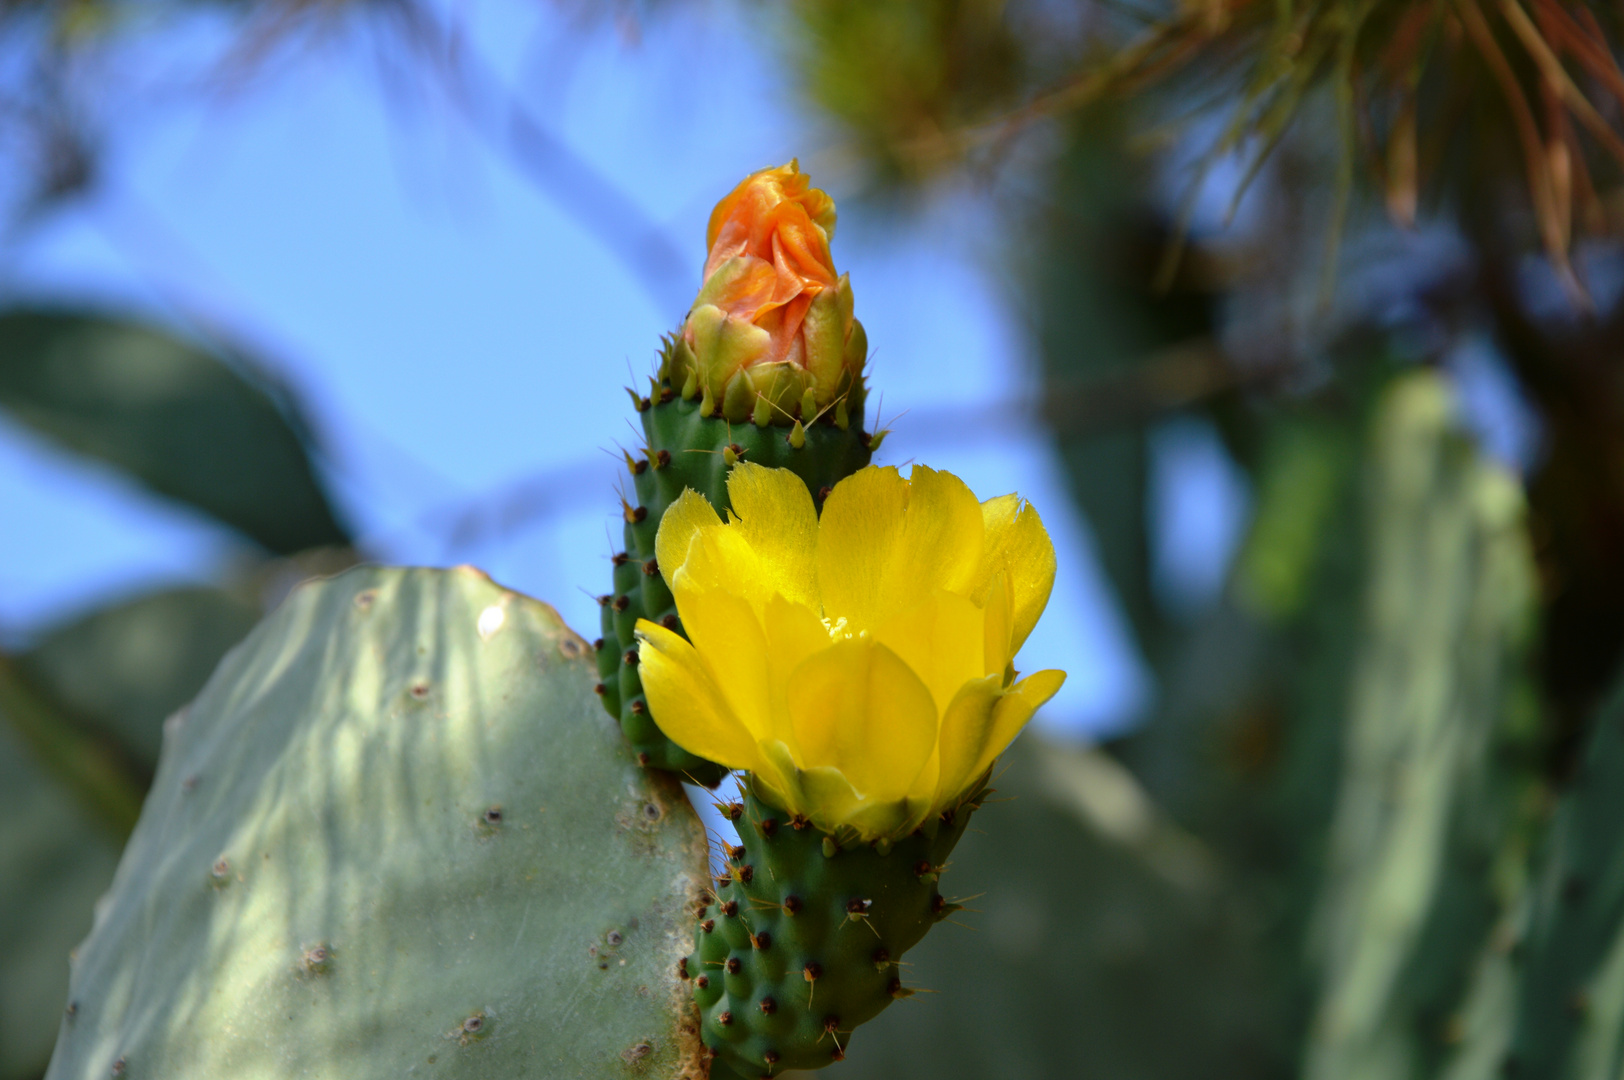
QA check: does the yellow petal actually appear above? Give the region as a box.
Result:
[951,669,1067,803]
[787,639,937,803]
[816,465,984,633]
[635,620,762,771]
[669,586,774,744]
[655,489,721,591]
[813,465,908,632]
[762,594,832,747]
[977,495,1057,654]
[931,674,1004,805]
[753,740,806,819]
[981,571,1015,677]
[872,590,987,715]
[723,463,820,610]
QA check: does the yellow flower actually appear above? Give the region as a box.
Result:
[634,463,1066,841]
[669,161,867,426]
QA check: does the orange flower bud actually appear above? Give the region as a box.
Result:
[666,161,867,428]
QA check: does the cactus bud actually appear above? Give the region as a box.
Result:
[666,161,866,426]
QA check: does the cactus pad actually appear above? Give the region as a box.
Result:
[597,339,871,784]
[46,566,711,1080]
[683,786,980,1077]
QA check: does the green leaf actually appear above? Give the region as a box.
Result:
[0,308,350,554]
[18,586,263,775]
[0,722,123,1080]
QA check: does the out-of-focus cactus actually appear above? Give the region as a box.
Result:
[45,566,710,1080]
[1303,373,1540,1080]
[1436,669,1624,1080]
[596,162,872,785]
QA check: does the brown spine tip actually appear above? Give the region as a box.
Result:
[940,807,956,826]
[643,558,659,576]
[629,700,647,715]
[635,396,651,412]
[931,894,947,914]
[678,957,690,979]
[612,594,631,612]
[636,751,651,766]
[612,552,630,566]
[655,449,672,468]
[597,594,611,607]
[592,637,605,651]
[752,932,772,950]
[594,682,607,696]
[804,962,823,982]
[872,947,891,965]
[717,1011,734,1027]
[791,814,811,831]
[831,1046,846,1062]
[759,817,778,838]
[728,442,746,458]
[725,957,742,975]
[720,900,739,917]
[817,486,833,501]
[659,387,676,403]
[782,895,802,916]
[661,613,679,629]
[623,649,639,667]
[630,505,649,523]
[913,860,934,878]
[727,844,747,862]
[695,974,710,989]
[847,897,872,915]
[759,996,777,1014]
[763,1050,780,1065]
[701,919,716,934]
[725,802,745,821]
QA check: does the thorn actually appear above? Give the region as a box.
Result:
[612,595,631,612]
[725,957,742,975]
[654,449,671,468]
[611,552,630,566]
[642,558,659,577]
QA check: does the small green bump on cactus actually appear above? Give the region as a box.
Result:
[682,371,699,400]
[789,421,807,450]
[834,398,850,431]
[685,786,981,1075]
[753,393,774,427]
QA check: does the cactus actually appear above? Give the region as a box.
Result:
[1301,373,1539,1080]
[1435,672,1624,1080]
[596,162,873,783]
[45,566,710,1080]
[683,784,979,1076]
[595,336,871,784]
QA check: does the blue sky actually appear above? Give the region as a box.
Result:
[0,0,1262,737]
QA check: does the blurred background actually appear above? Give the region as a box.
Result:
[7,0,1624,1077]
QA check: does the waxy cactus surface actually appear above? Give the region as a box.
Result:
[46,567,710,1080]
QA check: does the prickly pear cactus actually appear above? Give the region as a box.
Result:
[684,786,977,1076]
[1302,373,1539,1080]
[595,340,872,786]
[46,566,711,1080]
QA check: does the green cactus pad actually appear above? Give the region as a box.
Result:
[682,785,980,1077]
[596,339,871,784]
[45,566,711,1080]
